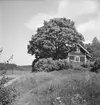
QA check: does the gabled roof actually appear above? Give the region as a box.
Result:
[77,43,92,58]
[77,43,90,54]
[67,43,92,58]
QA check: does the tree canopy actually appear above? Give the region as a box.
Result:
[86,37,100,60]
[28,18,84,61]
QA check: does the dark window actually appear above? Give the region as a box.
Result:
[80,57,85,62]
[75,56,80,62]
[69,56,74,60]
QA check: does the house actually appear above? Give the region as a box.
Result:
[67,43,92,63]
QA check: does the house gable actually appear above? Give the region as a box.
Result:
[67,43,91,63]
[69,45,85,56]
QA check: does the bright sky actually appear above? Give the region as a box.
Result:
[0,0,100,65]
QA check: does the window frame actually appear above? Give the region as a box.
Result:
[75,56,80,62]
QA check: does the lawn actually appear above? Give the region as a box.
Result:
[7,69,100,105]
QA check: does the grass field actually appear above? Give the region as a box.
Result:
[0,69,31,76]
[6,70,31,75]
[6,69,100,105]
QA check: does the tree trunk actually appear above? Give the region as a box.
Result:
[32,58,39,72]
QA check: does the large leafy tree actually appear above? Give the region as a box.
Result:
[27,18,84,71]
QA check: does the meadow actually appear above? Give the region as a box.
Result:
[5,69,100,105]
[5,69,31,75]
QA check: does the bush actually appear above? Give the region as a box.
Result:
[34,58,73,72]
[74,66,83,71]
[81,62,94,68]
[0,76,17,105]
[81,63,89,68]
[56,59,73,70]
[91,58,100,73]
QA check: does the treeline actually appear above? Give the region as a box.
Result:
[85,37,100,60]
[18,65,32,71]
[0,63,17,70]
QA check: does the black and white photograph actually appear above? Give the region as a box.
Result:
[0,0,100,105]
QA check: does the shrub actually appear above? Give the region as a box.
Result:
[81,63,89,68]
[34,58,57,72]
[0,76,17,105]
[91,58,100,73]
[74,66,83,71]
[34,58,73,72]
[56,59,73,70]
[81,62,94,68]
[73,66,90,72]
[71,62,83,71]
[0,48,17,105]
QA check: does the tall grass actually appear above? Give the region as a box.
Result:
[30,72,100,105]
[12,71,100,105]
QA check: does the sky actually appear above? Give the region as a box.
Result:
[0,0,100,65]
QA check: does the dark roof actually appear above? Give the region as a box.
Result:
[77,43,92,58]
[78,43,89,54]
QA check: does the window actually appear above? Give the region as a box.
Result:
[75,56,80,62]
[69,56,74,60]
[76,46,80,53]
[80,56,85,62]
